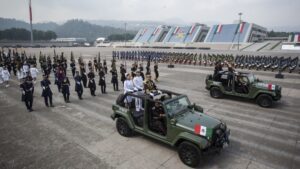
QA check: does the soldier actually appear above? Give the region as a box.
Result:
[133,71,144,112]
[88,69,96,96]
[120,64,126,85]
[214,61,223,77]
[103,59,108,74]
[29,64,39,84]
[98,68,106,94]
[41,75,54,107]
[123,73,134,107]
[151,101,166,135]
[22,61,30,77]
[20,76,34,112]
[70,60,76,77]
[61,76,70,103]
[80,64,88,88]
[144,74,157,94]
[110,68,119,91]
[55,67,65,92]
[88,60,93,71]
[74,71,83,100]
[2,66,10,87]
[154,62,159,82]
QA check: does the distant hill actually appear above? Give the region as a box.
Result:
[0,18,136,41]
[55,19,136,41]
[0,18,59,31]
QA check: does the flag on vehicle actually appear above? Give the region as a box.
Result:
[194,124,213,137]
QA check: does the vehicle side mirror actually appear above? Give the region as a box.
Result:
[170,118,177,125]
[194,104,204,113]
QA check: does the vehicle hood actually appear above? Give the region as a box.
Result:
[254,82,281,92]
[175,110,221,137]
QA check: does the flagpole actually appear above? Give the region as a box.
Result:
[237,12,242,51]
[28,0,33,45]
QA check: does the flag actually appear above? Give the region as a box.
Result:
[29,0,32,22]
[141,28,147,36]
[194,124,213,137]
[153,28,160,35]
[215,24,222,34]
[189,24,196,34]
[298,34,300,42]
[268,83,275,91]
[238,22,245,33]
[173,27,180,34]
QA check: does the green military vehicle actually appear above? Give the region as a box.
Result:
[206,71,282,108]
[111,90,230,167]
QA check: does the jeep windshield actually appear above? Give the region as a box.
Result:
[247,74,256,83]
[165,96,190,116]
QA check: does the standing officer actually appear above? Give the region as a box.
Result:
[61,76,70,103]
[98,67,106,94]
[110,68,119,91]
[120,64,126,85]
[88,69,96,96]
[74,71,83,99]
[41,75,54,107]
[154,62,159,82]
[70,60,76,77]
[20,76,34,112]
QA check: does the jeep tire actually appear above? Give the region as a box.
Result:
[256,94,273,108]
[210,87,223,98]
[116,118,133,137]
[178,141,201,168]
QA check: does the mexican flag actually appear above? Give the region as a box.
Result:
[173,27,180,34]
[189,24,196,34]
[194,124,213,137]
[238,22,245,33]
[268,83,275,91]
[215,24,222,34]
[153,28,160,35]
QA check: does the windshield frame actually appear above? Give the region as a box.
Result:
[247,73,256,84]
[163,95,191,117]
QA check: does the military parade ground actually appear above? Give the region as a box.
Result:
[0,46,299,169]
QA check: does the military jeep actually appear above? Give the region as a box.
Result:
[111,90,230,167]
[206,71,282,108]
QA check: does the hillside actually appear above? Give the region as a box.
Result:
[0,18,136,41]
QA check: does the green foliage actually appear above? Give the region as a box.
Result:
[0,28,57,40]
[107,33,135,41]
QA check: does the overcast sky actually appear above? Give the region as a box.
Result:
[0,0,299,31]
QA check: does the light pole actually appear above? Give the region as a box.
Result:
[237,12,242,51]
[124,22,127,47]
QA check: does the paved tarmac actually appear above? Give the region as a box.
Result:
[0,47,299,169]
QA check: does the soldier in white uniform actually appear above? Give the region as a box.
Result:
[0,64,3,84]
[133,71,144,112]
[22,61,30,77]
[30,64,39,84]
[2,66,10,87]
[123,73,134,107]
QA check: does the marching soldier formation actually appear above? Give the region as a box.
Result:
[1,47,299,113]
[1,48,150,112]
